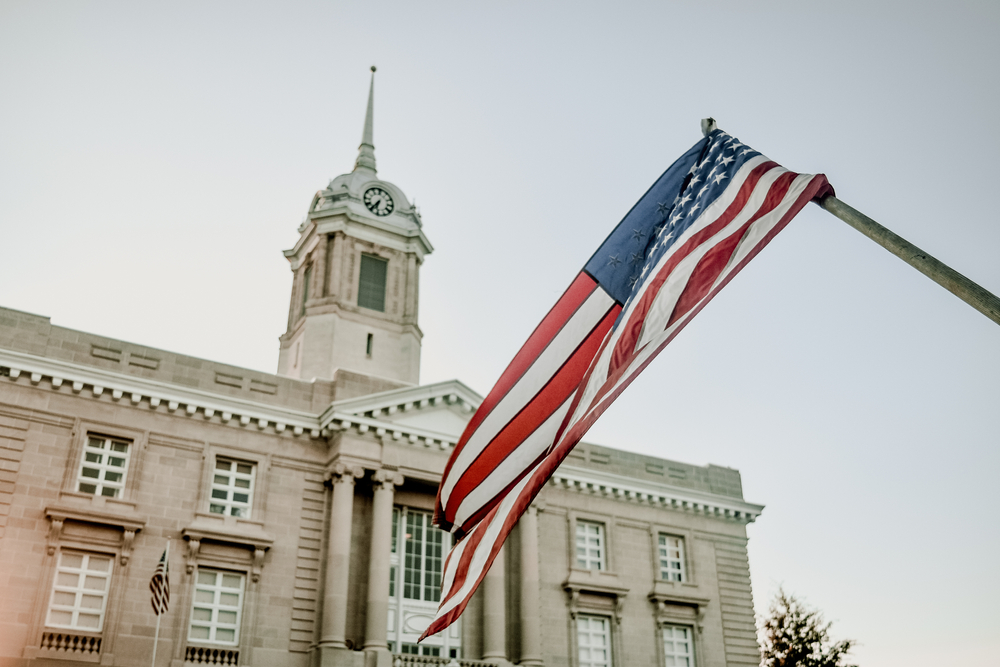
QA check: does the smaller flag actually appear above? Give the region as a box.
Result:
[150,549,170,616]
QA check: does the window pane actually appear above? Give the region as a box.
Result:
[61,553,84,569]
[57,572,79,587]
[189,570,243,645]
[358,254,388,312]
[48,552,112,631]
[77,435,131,498]
[52,591,76,606]
[77,614,100,628]
[83,576,106,591]
[48,610,73,626]
[209,459,255,519]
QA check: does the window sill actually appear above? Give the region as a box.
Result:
[563,568,628,597]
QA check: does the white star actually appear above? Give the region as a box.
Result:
[720,156,734,166]
[689,174,701,186]
[677,194,692,207]
[689,202,700,216]
[713,173,728,185]
[740,148,752,157]
[668,213,682,227]
[641,263,651,277]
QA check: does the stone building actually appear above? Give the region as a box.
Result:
[0,74,764,667]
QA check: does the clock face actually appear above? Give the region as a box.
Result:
[363,187,394,216]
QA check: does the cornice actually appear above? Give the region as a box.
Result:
[1,348,475,451]
[550,464,764,524]
[0,348,325,439]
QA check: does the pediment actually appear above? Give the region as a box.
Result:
[321,379,482,440]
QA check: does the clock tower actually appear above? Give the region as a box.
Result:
[277,68,432,384]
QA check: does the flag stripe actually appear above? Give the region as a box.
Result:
[437,280,615,530]
[446,299,618,530]
[425,127,834,641]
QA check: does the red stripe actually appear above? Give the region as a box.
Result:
[576,175,832,441]
[436,272,598,529]
[423,175,832,644]
[450,305,620,536]
[608,162,778,377]
[666,171,797,328]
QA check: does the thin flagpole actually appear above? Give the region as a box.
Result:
[816,194,1000,327]
[151,540,169,667]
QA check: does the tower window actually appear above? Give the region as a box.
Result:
[358,254,387,312]
[366,333,374,356]
[301,265,312,317]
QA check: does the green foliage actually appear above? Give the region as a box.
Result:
[759,589,857,667]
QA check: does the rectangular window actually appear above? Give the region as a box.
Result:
[358,254,387,312]
[403,510,444,602]
[577,614,612,667]
[46,551,113,631]
[658,534,686,582]
[576,520,606,570]
[189,570,245,645]
[301,264,312,317]
[77,435,131,498]
[663,625,695,667]
[209,459,255,518]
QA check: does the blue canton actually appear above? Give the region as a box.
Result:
[584,129,762,307]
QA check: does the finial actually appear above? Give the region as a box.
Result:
[701,117,717,136]
[354,67,377,173]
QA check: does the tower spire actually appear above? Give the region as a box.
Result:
[354,66,377,173]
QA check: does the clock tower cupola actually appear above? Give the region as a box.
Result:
[277,67,432,384]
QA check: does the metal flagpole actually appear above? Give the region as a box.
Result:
[698,119,1000,327]
[816,194,1000,327]
[151,540,169,667]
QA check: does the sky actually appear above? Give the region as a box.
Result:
[1,1,998,665]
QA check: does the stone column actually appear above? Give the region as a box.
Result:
[364,469,403,657]
[482,545,507,662]
[519,506,543,666]
[319,464,363,650]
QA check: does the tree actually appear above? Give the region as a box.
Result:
[759,589,857,667]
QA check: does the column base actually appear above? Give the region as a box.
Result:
[363,646,393,667]
[317,645,366,667]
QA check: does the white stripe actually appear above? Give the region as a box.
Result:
[570,171,821,433]
[451,396,572,528]
[566,157,772,427]
[439,287,614,510]
[634,166,789,352]
[432,467,537,624]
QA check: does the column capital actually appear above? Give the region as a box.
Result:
[372,468,404,489]
[326,463,365,485]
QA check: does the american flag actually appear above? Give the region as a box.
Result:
[150,549,169,616]
[422,128,833,640]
